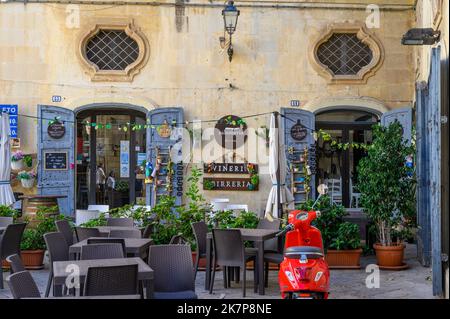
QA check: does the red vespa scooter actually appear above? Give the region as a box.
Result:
[277,184,330,299]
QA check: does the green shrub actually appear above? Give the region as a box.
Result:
[329,222,361,250]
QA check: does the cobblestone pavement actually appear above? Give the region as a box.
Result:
[0,244,437,299]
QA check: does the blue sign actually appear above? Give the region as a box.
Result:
[0,104,18,138]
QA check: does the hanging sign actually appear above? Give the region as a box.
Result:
[44,151,68,170]
[203,177,258,191]
[120,140,130,178]
[290,120,307,141]
[47,120,66,139]
[214,115,248,149]
[204,163,258,174]
[156,120,172,138]
[0,104,18,138]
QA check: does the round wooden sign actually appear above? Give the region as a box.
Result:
[47,121,66,139]
[290,120,307,141]
[214,115,248,149]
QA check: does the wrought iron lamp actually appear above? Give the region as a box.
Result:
[221,1,240,62]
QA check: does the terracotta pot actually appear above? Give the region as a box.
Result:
[1,259,11,270]
[325,248,362,269]
[373,243,406,268]
[191,252,207,270]
[20,250,45,270]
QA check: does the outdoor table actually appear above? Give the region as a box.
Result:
[205,228,280,295]
[52,257,154,299]
[0,227,5,235]
[69,237,153,260]
[95,226,144,237]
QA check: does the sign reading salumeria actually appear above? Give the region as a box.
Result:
[203,177,257,191]
[204,163,258,174]
[44,151,68,170]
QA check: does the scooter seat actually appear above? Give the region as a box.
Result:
[284,246,324,259]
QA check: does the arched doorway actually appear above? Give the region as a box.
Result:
[75,104,147,209]
[315,107,380,208]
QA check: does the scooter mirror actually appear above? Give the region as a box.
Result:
[317,184,328,195]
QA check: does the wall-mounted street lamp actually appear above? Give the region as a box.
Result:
[401,28,440,45]
[220,1,240,62]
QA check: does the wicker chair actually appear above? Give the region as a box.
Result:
[75,227,101,242]
[0,223,26,289]
[6,271,41,299]
[83,264,139,296]
[141,224,153,239]
[87,238,127,257]
[0,216,13,227]
[43,232,69,297]
[169,234,189,245]
[109,229,142,239]
[80,243,124,260]
[106,217,134,227]
[55,220,75,245]
[191,221,208,280]
[210,229,258,297]
[148,245,197,299]
[6,254,25,274]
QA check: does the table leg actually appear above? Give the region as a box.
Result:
[145,279,153,299]
[257,241,265,295]
[205,237,212,290]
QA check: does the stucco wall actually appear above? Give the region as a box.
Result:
[0,1,416,212]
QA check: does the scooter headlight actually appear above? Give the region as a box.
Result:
[314,271,323,282]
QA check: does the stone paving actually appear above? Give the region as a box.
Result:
[0,244,437,299]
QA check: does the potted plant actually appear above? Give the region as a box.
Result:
[325,222,363,269]
[357,122,415,269]
[11,150,25,170]
[16,171,36,188]
[0,206,19,269]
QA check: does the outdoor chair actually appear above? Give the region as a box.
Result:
[141,224,153,239]
[6,271,41,299]
[191,221,208,280]
[0,216,13,227]
[55,219,75,245]
[87,238,127,257]
[106,217,134,227]
[43,232,69,297]
[6,254,25,274]
[109,229,142,239]
[75,227,101,242]
[210,229,258,297]
[0,222,26,289]
[169,234,189,245]
[148,245,197,299]
[80,243,124,260]
[83,264,139,297]
[257,218,283,287]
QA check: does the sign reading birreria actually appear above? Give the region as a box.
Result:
[203,177,257,191]
[204,163,258,174]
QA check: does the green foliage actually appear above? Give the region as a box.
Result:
[209,210,259,230]
[149,195,179,245]
[203,179,215,190]
[20,229,44,250]
[24,155,33,168]
[115,181,129,193]
[329,222,361,250]
[80,213,107,227]
[232,211,259,229]
[357,122,416,246]
[0,205,18,220]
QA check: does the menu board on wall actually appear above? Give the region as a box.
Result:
[44,152,68,170]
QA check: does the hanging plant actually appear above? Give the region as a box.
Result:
[24,155,33,168]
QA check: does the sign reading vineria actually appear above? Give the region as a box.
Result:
[203,177,258,191]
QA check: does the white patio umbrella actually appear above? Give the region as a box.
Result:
[265,112,294,220]
[0,113,15,206]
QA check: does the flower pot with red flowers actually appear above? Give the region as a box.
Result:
[357,122,416,270]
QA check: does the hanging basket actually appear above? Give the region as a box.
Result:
[11,159,24,171]
[21,178,35,189]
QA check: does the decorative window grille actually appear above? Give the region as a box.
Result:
[86,30,139,71]
[317,33,373,75]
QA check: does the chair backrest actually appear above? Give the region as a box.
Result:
[87,238,127,257]
[43,232,69,264]
[148,245,195,293]
[6,254,25,274]
[55,220,74,246]
[0,223,26,259]
[83,264,139,296]
[0,216,13,227]
[106,217,134,227]
[75,227,101,242]
[191,221,208,255]
[7,271,41,299]
[80,243,124,260]
[169,234,189,245]
[75,210,101,226]
[211,229,245,267]
[109,229,141,239]
[257,218,281,252]
[87,205,110,213]
[141,224,153,239]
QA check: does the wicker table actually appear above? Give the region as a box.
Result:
[205,228,280,295]
[69,237,153,260]
[52,257,154,299]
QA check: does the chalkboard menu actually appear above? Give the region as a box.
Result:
[44,152,68,170]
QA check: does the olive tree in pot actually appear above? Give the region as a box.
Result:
[357,122,415,269]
